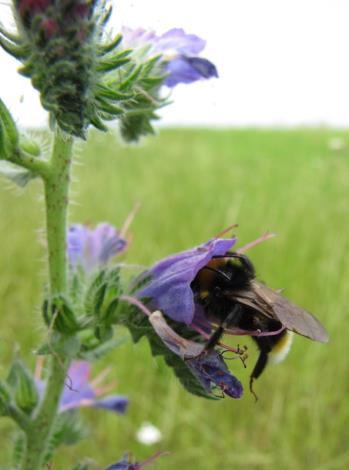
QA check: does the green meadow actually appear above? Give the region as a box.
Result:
[0,128,348,469]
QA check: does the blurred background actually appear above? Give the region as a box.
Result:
[2,0,349,128]
[1,1,349,469]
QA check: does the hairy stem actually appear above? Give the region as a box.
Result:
[21,130,73,470]
[8,404,30,432]
[9,149,50,179]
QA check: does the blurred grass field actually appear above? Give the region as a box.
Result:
[1,128,349,469]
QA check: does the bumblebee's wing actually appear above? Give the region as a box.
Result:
[249,281,329,343]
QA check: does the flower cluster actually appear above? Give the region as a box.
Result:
[5,0,101,136]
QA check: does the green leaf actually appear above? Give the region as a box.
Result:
[98,33,123,55]
[79,336,127,361]
[0,35,27,60]
[0,161,36,187]
[122,308,214,399]
[44,411,88,464]
[96,51,131,73]
[36,332,81,359]
[0,97,18,152]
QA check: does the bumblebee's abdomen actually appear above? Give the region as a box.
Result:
[269,330,294,364]
[251,329,293,381]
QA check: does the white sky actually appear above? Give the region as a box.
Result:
[1,0,349,128]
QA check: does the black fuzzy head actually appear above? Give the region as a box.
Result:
[191,253,255,323]
[192,253,255,294]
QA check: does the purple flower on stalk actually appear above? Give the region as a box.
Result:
[136,237,236,325]
[106,451,167,470]
[67,223,127,272]
[148,310,243,399]
[122,27,218,87]
[37,361,128,415]
[187,351,243,399]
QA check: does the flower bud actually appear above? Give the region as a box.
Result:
[42,294,80,334]
[8,0,100,137]
[19,135,41,157]
[7,359,39,414]
[0,380,12,416]
[0,98,19,159]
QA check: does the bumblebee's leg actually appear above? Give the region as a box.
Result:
[205,303,242,350]
[250,350,269,382]
[249,337,273,401]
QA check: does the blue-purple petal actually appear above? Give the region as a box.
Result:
[164,56,218,87]
[105,457,137,470]
[67,223,127,272]
[121,26,157,49]
[187,351,243,399]
[67,224,90,267]
[60,362,96,410]
[136,238,236,324]
[121,26,217,89]
[155,28,206,55]
[93,395,129,415]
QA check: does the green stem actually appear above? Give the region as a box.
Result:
[44,131,73,294]
[21,130,73,470]
[8,404,30,432]
[9,150,50,179]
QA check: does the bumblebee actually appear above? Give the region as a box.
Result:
[191,252,329,395]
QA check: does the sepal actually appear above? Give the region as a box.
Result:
[0,97,19,160]
[19,135,41,157]
[79,337,126,361]
[42,294,80,334]
[36,332,81,359]
[7,359,39,414]
[0,379,12,416]
[84,267,121,328]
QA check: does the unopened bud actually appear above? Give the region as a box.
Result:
[43,294,80,334]
[7,360,39,414]
[19,135,41,157]
[0,380,12,416]
[0,98,19,159]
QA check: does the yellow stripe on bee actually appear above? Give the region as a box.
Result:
[199,290,210,300]
[269,331,294,364]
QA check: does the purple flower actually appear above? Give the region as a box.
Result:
[136,237,236,325]
[37,361,128,415]
[121,27,218,87]
[106,451,166,470]
[148,310,243,399]
[67,223,127,272]
[187,351,243,399]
